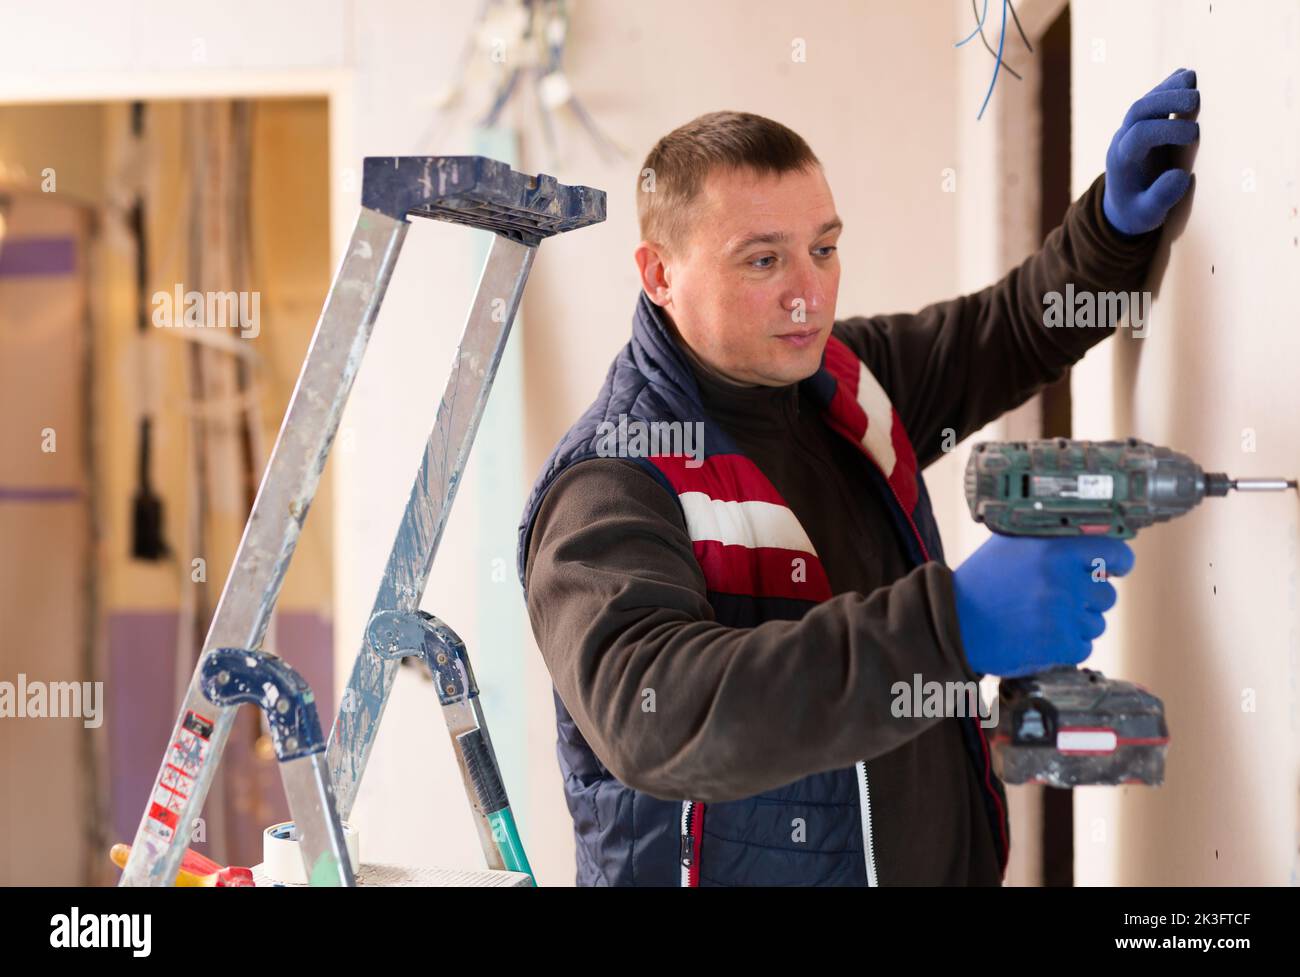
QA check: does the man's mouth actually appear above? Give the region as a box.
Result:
[775,327,820,348]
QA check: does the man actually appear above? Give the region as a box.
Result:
[517,68,1199,886]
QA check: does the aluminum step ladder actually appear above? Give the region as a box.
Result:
[119,156,605,886]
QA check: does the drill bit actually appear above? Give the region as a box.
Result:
[1206,475,1299,495]
[1230,478,1298,491]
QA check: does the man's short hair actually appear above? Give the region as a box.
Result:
[636,111,821,257]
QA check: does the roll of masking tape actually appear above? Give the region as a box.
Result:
[262,820,360,885]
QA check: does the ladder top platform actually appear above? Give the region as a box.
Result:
[362,155,606,245]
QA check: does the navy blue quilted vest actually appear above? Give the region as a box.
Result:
[517,291,1009,885]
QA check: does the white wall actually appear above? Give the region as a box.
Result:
[1069,0,1300,885]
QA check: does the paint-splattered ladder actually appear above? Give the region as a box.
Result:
[119,157,606,887]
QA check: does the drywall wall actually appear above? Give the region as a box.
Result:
[1069,0,1300,884]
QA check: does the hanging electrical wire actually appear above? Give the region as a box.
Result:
[956,0,1034,120]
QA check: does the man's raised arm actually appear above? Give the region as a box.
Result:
[836,68,1198,468]
[834,171,1161,469]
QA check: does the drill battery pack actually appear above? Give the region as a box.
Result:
[992,666,1169,788]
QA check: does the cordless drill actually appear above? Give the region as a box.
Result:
[964,438,1297,788]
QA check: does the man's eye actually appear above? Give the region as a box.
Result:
[750,255,777,269]
[815,246,838,258]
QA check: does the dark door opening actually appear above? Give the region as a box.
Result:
[1037,3,1074,888]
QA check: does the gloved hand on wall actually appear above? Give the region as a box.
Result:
[952,535,1135,678]
[1102,67,1200,237]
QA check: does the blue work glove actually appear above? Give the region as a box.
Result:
[952,536,1135,678]
[1102,67,1200,237]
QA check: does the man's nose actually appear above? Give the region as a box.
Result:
[785,262,826,316]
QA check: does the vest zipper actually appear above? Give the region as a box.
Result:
[851,436,1011,872]
[679,801,704,886]
[856,760,879,886]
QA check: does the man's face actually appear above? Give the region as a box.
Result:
[636,163,842,386]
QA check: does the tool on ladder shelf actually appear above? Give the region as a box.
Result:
[363,612,533,879]
[110,843,254,887]
[119,156,606,887]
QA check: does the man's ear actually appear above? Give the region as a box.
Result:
[634,241,671,306]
